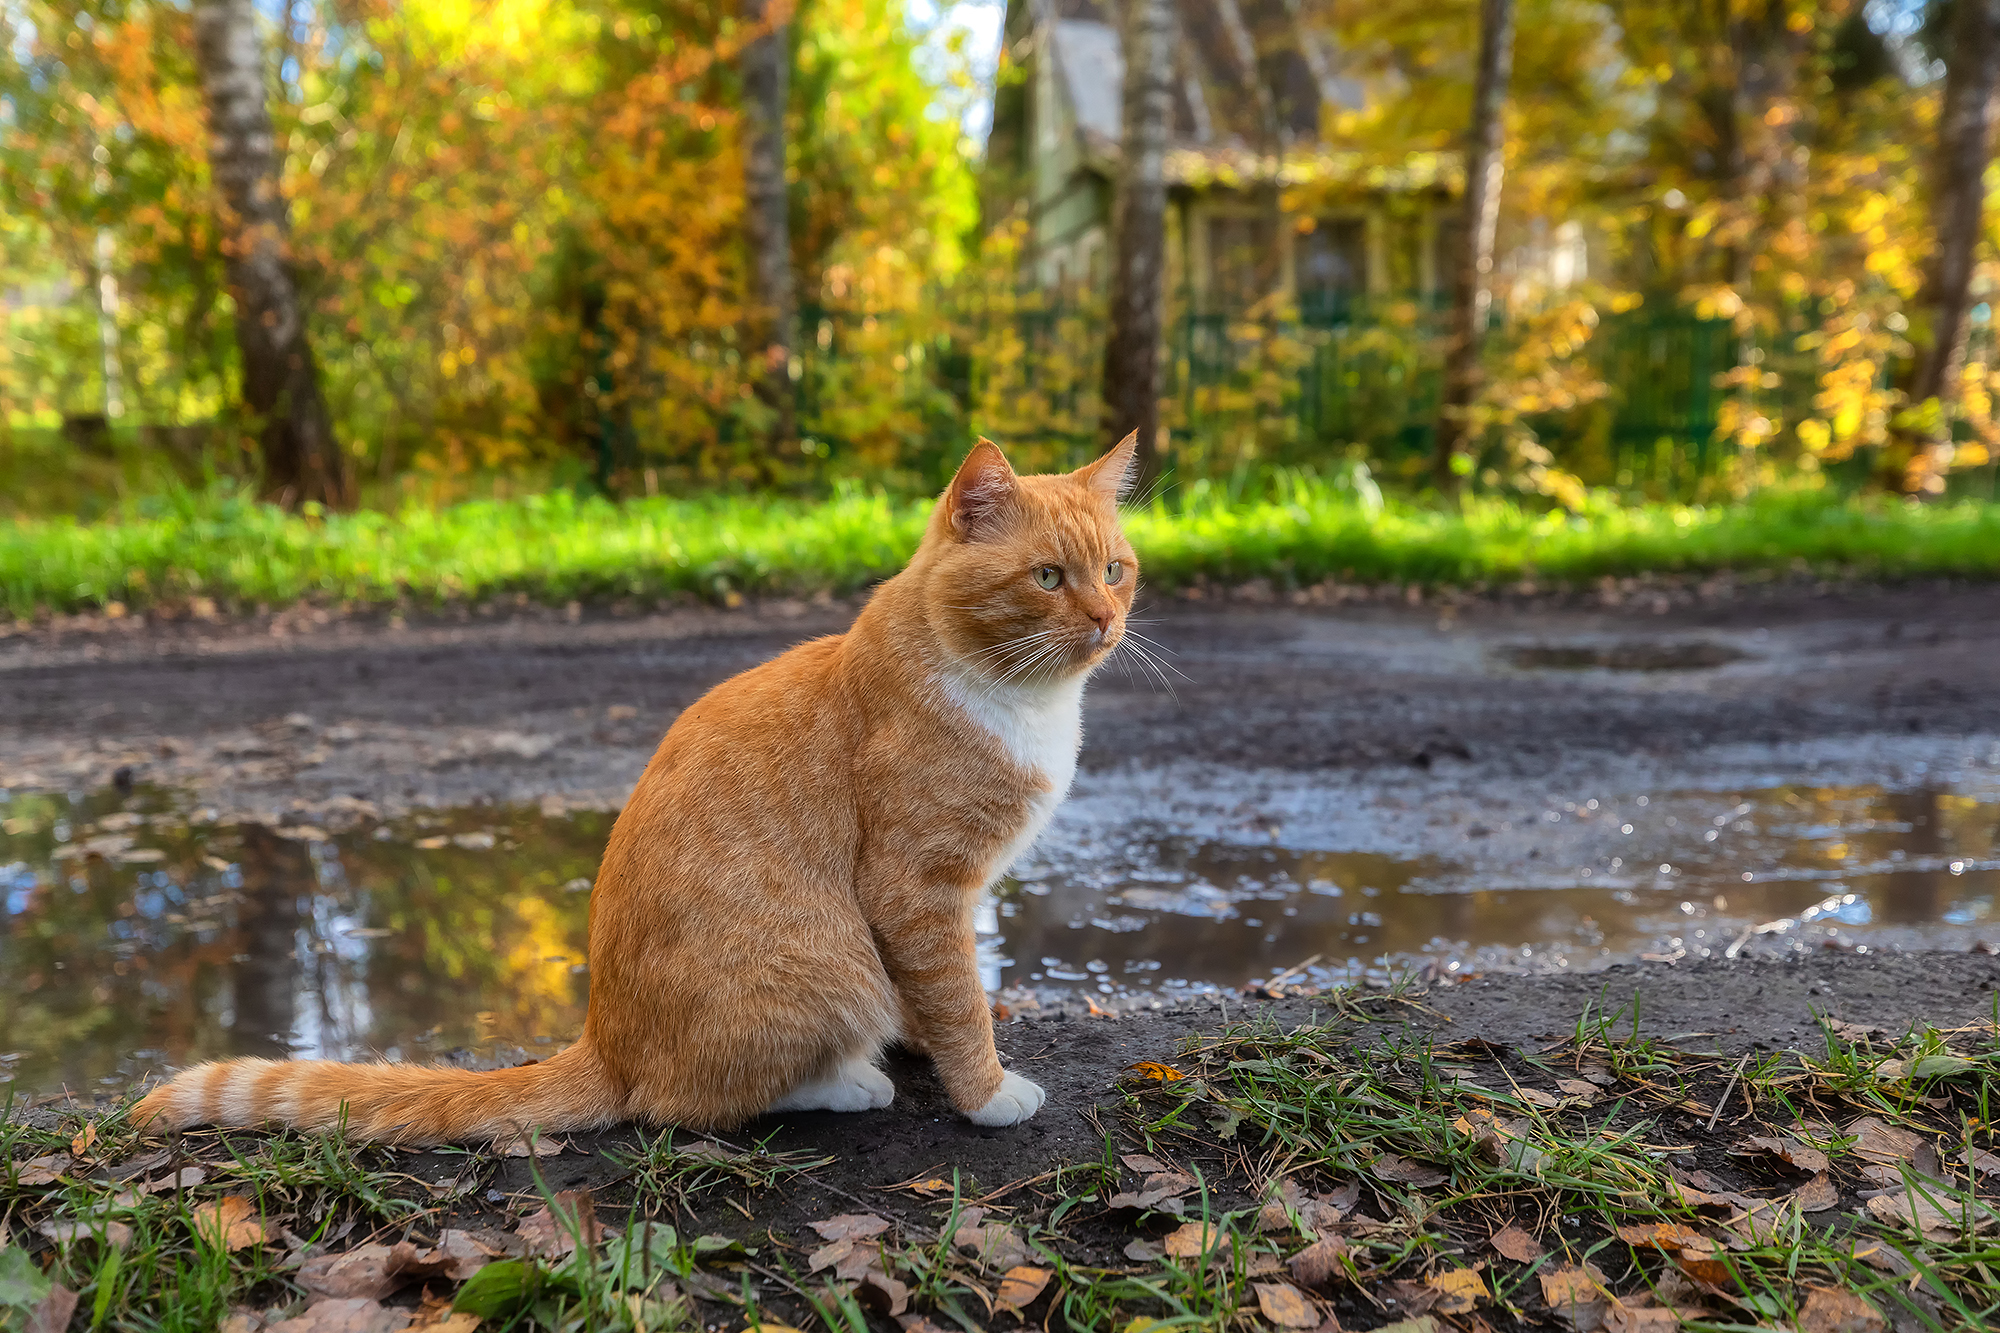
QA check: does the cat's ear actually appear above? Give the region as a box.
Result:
[947,439,1020,540]
[1075,431,1140,503]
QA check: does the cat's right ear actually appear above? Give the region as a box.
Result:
[947,439,1019,540]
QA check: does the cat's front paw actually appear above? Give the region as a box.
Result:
[965,1071,1046,1127]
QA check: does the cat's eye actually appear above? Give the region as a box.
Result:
[1033,565,1063,591]
[1105,560,1124,586]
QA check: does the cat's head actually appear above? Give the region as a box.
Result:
[920,433,1141,685]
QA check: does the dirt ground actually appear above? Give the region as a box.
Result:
[7,579,2000,1328]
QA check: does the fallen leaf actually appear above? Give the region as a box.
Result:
[411,1317,478,1333]
[1737,1134,1830,1175]
[267,1298,412,1333]
[1123,1238,1164,1262]
[1516,1088,1562,1109]
[1539,1265,1609,1332]
[1797,1286,1886,1333]
[25,1283,78,1333]
[1120,1153,1169,1174]
[894,1320,952,1333]
[193,1197,269,1252]
[1370,1320,1437,1333]
[1603,1300,1677,1332]
[1555,1079,1601,1102]
[855,1267,910,1318]
[995,1265,1051,1313]
[514,1191,600,1259]
[1846,1116,1927,1169]
[1382,1283,1441,1316]
[1372,1154,1448,1188]
[14,1154,71,1186]
[424,1230,514,1280]
[1614,1221,1707,1252]
[299,1245,404,1300]
[35,1219,134,1251]
[808,1213,891,1242]
[1489,1223,1543,1262]
[1425,1267,1485,1314]
[901,1178,950,1196]
[1791,1173,1841,1211]
[1287,1236,1347,1288]
[1865,1191,1966,1241]
[1960,1147,2000,1178]
[809,1237,880,1280]
[1162,1220,1227,1258]
[139,1166,207,1193]
[954,1220,1030,1270]
[1670,1237,1735,1288]
[70,1124,98,1157]
[1127,1062,1183,1082]
[1254,1281,1319,1328]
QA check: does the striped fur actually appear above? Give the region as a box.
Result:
[132,436,1140,1143]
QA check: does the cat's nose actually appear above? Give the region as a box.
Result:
[1088,607,1115,633]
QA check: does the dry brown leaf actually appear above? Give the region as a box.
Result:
[1791,1173,1841,1211]
[854,1267,911,1318]
[1370,1320,1437,1333]
[1372,1154,1448,1188]
[1613,1221,1707,1252]
[1539,1265,1609,1332]
[1123,1238,1165,1262]
[1382,1283,1442,1317]
[994,1265,1051,1313]
[36,1218,134,1251]
[1797,1286,1887,1333]
[1555,1079,1601,1102]
[193,1197,270,1251]
[954,1221,1030,1270]
[496,1135,568,1158]
[1162,1220,1226,1258]
[1603,1301,1677,1333]
[1120,1153,1169,1173]
[140,1166,207,1194]
[411,1317,478,1333]
[1671,1238,1736,1289]
[1847,1116,1927,1168]
[266,1298,413,1333]
[1288,1236,1348,1288]
[514,1191,601,1259]
[1489,1223,1543,1262]
[1425,1267,1486,1314]
[1516,1088,1562,1109]
[1864,1191,1965,1241]
[1737,1134,1831,1175]
[1254,1281,1319,1328]
[1959,1147,2000,1178]
[14,1153,71,1186]
[424,1230,513,1280]
[808,1213,891,1242]
[70,1124,98,1157]
[24,1283,78,1333]
[894,1320,953,1333]
[299,1245,405,1300]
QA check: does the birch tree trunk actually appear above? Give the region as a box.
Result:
[742,0,797,459]
[1431,0,1515,492]
[1102,0,1175,496]
[193,0,349,509]
[1890,0,2000,494]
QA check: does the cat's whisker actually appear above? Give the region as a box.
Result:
[1114,636,1181,699]
[1119,629,1187,676]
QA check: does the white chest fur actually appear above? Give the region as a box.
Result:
[942,672,1084,884]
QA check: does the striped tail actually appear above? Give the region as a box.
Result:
[130,1041,623,1145]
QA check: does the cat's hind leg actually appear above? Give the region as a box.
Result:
[767,1053,895,1113]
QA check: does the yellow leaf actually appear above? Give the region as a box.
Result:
[1128,1061,1183,1082]
[1425,1266,1486,1314]
[71,1124,98,1157]
[191,1196,269,1252]
[995,1265,1051,1313]
[1253,1281,1318,1328]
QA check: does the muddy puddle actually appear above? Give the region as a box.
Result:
[3,772,1997,1098]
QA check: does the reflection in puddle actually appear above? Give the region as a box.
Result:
[2,776,1996,1097]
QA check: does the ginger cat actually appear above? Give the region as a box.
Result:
[133,435,1140,1142]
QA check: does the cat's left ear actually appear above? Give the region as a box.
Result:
[1075,431,1139,503]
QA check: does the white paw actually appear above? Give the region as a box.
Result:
[965,1071,1046,1127]
[769,1059,895,1113]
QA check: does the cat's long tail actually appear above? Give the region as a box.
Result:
[129,1040,624,1145]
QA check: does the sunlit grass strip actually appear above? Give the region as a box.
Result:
[4,480,2000,618]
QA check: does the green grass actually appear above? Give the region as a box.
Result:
[4,474,2000,619]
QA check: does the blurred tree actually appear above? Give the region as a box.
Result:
[1432,0,1516,491]
[1887,0,2000,493]
[193,0,349,508]
[1103,0,1175,494]
[741,0,798,461]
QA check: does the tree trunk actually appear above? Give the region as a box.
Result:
[1103,0,1176,498]
[1431,0,1516,492]
[1889,0,2000,494]
[741,0,797,460]
[193,0,349,509]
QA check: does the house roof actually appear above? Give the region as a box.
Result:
[1042,0,1366,182]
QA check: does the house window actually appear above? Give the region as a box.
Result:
[1207,215,1279,312]
[1296,218,1367,318]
